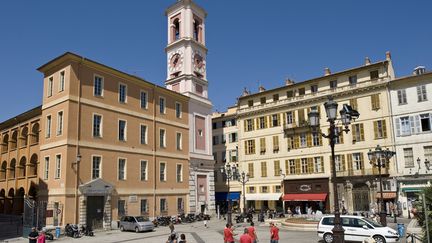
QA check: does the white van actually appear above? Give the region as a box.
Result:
[317,215,399,243]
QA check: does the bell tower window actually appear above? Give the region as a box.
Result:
[193,16,203,43]
[170,15,181,43]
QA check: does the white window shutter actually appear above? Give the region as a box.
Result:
[410,116,416,134]
[415,115,421,133]
[395,118,401,137]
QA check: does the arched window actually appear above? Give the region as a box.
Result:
[0,161,6,180]
[1,134,9,152]
[30,154,38,176]
[10,131,17,150]
[174,19,180,40]
[193,16,203,43]
[31,123,40,144]
[20,127,28,147]
[9,159,16,179]
[19,156,26,177]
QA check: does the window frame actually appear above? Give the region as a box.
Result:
[118,119,127,141]
[118,83,127,103]
[175,102,182,118]
[44,156,49,180]
[140,90,148,109]
[159,96,166,114]
[59,70,65,92]
[118,158,127,180]
[159,128,166,148]
[176,163,183,183]
[47,76,53,97]
[140,160,148,181]
[56,110,64,136]
[140,124,148,145]
[397,89,407,105]
[176,132,182,150]
[45,115,52,138]
[92,113,103,138]
[160,162,167,182]
[54,154,61,179]
[93,74,104,97]
[92,155,102,179]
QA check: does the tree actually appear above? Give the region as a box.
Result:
[413,185,432,243]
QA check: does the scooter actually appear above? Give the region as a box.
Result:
[80,225,94,236]
[65,224,80,238]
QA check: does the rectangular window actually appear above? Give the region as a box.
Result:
[140,125,147,144]
[229,150,238,162]
[301,158,308,174]
[93,114,102,137]
[312,133,320,146]
[248,163,254,178]
[261,186,269,193]
[229,132,238,143]
[272,114,280,127]
[313,157,322,173]
[330,80,337,89]
[248,186,256,193]
[260,97,266,104]
[289,159,295,174]
[374,120,387,139]
[119,84,127,103]
[424,146,432,162]
[160,162,166,181]
[140,199,148,214]
[94,76,103,96]
[248,100,253,107]
[176,132,182,150]
[397,89,407,105]
[47,77,53,97]
[176,164,183,182]
[352,153,363,170]
[349,75,357,86]
[300,133,307,147]
[118,120,126,141]
[273,94,279,101]
[261,162,267,177]
[311,84,318,93]
[404,148,414,168]
[370,70,379,80]
[350,98,358,110]
[44,157,49,180]
[286,90,294,98]
[246,119,254,131]
[272,136,279,153]
[177,198,184,212]
[59,71,65,92]
[420,114,431,132]
[371,94,380,110]
[298,87,305,96]
[160,198,167,212]
[118,200,126,217]
[275,185,282,193]
[259,116,267,129]
[175,102,182,118]
[140,91,148,109]
[46,115,52,138]
[92,156,101,179]
[260,137,266,154]
[245,140,256,155]
[335,155,343,172]
[212,136,219,145]
[399,117,411,136]
[417,85,427,102]
[159,97,166,114]
[55,154,61,179]
[286,112,293,124]
[274,160,281,176]
[140,160,148,181]
[160,129,166,148]
[57,111,63,135]
[352,123,365,142]
[118,158,126,180]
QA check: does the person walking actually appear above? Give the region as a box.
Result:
[248,222,257,243]
[240,228,253,243]
[28,227,39,243]
[269,222,279,243]
[169,223,178,240]
[37,230,46,243]
[223,223,235,243]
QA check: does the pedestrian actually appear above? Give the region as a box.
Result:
[166,233,178,243]
[28,227,38,243]
[169,223,178,240]
[223,223,235,243]
[269,222,279,243]
[178,233,186,243]
[37,230,46,243]
[240,228,253,243]
[247,222,257,243]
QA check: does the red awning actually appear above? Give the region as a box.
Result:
[375,192,396,199]
[283,193,328,201]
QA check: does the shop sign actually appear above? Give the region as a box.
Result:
[299,184,312,192]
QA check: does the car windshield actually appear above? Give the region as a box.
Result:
[362,217,383,227]
[135,216,149,222]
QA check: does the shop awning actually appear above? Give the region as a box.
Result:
[283,193,327,201]
[402,187,423,192]
[245,193,281,201]
[375,192,396,199]
[215,192,241,201]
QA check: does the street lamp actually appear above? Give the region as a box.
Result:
[367,145,396,226]
[308,96,359,243]
[238,171,249,214]
[220,163,239,225]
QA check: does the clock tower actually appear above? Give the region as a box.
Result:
[165,0,215,214]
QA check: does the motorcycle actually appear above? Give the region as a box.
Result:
[80,225,94,236]
[65,224,80,238]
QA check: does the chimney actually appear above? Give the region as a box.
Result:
[285,78,295,86]
[413,66,426,76]
[365,57,371,65]
[385,51,391,61]
[258,85,266,92]
[324,67,331,76]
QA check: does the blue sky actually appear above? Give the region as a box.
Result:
[1,0,431,122]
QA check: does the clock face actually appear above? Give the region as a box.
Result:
[193,51,206,74]
[169,50,183,73]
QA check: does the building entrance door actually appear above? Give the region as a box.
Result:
[86,196,104,229]
[352,184,370,212]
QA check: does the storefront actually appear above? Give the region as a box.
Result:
[245,193,282,212]
[215,191,240,214]
[282,178,330,214]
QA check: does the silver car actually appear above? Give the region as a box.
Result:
[119,216,155,233]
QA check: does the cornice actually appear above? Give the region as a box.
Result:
[165,38,208,54]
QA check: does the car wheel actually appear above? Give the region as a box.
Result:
[373,235,386,243]
[135,227,140,233]
[323,233,334,243]
[120,225,124,232]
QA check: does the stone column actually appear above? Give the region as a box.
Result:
[103,195,112,230]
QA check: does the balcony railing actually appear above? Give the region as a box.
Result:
[336,168,390,177]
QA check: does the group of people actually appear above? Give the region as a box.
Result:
[224,222,280,243]
[166,223,187,243]
[28,227,46,243]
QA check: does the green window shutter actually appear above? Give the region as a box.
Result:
[360,123,365,141]
[320,156,324,173]
[306,133,312,147]
[307,158,313,174]
[373,121,378,139]
[351,125,356,143]
[382,120,387,138]
[295,159,300,174]
[347,154,353,173]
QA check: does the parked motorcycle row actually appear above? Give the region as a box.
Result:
[152,212,211,227]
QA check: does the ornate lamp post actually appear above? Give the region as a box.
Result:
[238,171,249,214]
[220,163,239,225]
[308,96,359,243]
[367,145,396,226]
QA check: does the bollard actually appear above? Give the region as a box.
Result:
[397,223,405,237]
[55,227,61,238]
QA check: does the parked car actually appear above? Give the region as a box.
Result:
[317,215,399,243]
[119,216,155,233]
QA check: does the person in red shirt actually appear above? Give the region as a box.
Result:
[270,222,280,243]
[247,222,257,243]
[223,223,235,243]
[239,228,253,243]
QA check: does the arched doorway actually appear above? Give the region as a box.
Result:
[6,188,15,214]
[0,161,7,180]
[31,123,40,144]
[15,187,25,215]
[0,189,5,213]
[19,156,26,177]
[9,159,16,179]
[20,126,28,147]
[29,154,38,176]
[352,183,370,212]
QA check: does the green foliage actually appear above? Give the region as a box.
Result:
[413,185,432,243]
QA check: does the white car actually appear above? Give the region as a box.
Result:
[317,215,399,243]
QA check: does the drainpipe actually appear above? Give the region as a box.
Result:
[74,58,84,224]
[152,84,157,218]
